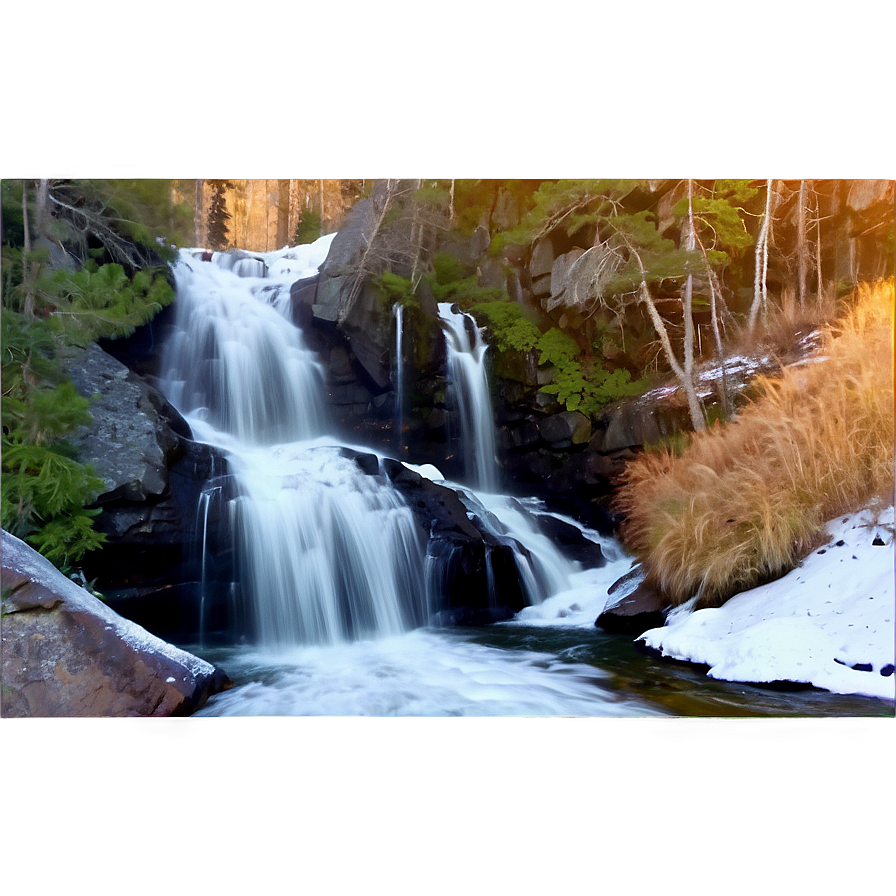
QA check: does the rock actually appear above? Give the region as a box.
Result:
[315,194,377,313]
[504,420,541,450]
[492,190,522,232]
[550,248,585,303]
[98,302,178,379]
[846,180,893,213]
[531,273,552,298]
[477,257,506,291]
[539,411,591,445]
[327,345,355,381]
[595,565,671,633]
[529,239,555,279]
[425,408,449,436]
[533,391,562,414]
[328,382,374,407]
[1,530,232,717]
[431,606,516,627]
[470,224,491,259]
[530,512,606,567]
[344,449,530,618]
[596,396,688,453]
[64,344,185,503]
[288,273,319,328]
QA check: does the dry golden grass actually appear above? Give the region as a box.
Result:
[617,279,895,608]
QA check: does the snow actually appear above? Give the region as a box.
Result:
[637,507,895,701]
[258,233,336,281]
[401,461,445,481]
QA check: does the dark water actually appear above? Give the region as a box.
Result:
[461,624,895,718]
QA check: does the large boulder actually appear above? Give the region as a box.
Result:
[314,188,384,322]
[62,343,233,635]
[1,530,232,717]
[312,184,395,390]
[595,564,671,633]
[64,343,189,503]
[549,248,585,308]
[846,179,893,213]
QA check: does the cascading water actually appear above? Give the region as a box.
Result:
[162,242,430,648]
[149,239,871,717]
[393,303,405,455]
[437,303,499,492]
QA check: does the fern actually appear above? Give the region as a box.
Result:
[469,302,541,353]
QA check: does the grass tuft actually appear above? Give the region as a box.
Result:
[616,279,895,608]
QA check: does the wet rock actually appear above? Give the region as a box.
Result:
[530,512,606,567]
[596,565,671,633]
[431,606,515,627]
[343,448,530,619]
[1,531,231,717]
[539,411,591,445]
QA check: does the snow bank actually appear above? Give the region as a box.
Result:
[638,507,895,701]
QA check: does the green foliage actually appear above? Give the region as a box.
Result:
[672,181,757,262]
[39,262,174,344]
[431,252,474,286]
[294,207,322,244]
[1,181,26,247]
[503,180,641,246]
[536,327,580,367]
[207,179,234,251]
[1,310,106,566]
[469,302,541,354]
[378,272,418,306]
[536,327,649,416]
[428,273,507,307]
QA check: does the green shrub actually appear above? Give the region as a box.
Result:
[378,272,418,307]
[469,301,541,354]
[536,328,649,416]
[1,311,106,566]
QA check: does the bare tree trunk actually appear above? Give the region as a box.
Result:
[683,180,697,376]
[449,179,456,227]
[21,181,35,317]
[814,182,824,305]
[319,179,325,233]
[408,179,425,289]
[798,179,809,312]
[22,181,31,256]
[748,179,774,332]
[698,237,731,418]
[194,179,204,246]
[628,239,704,431]
[35,179,49,239]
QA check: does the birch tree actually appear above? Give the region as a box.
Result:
[748,179,778,332]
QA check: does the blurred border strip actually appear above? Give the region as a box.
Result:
[2,0,896,178]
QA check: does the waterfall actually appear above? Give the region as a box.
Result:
[393,303,404,455]
[161,243,429,648]
[437,303,499,492]
[162,256,326,444]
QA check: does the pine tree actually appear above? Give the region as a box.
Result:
[206,180,234,250]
